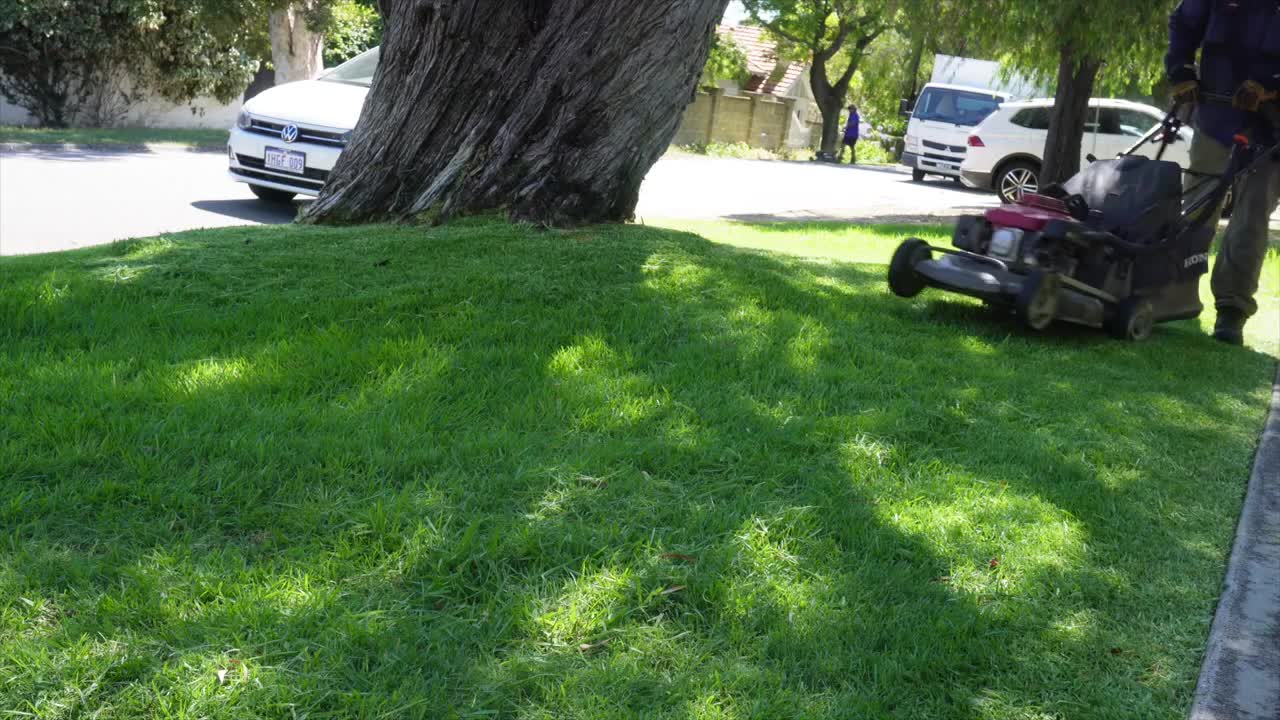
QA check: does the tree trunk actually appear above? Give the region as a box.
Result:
[905,37,926,103]
[809,56,842,158]
[807,27,879,160]
[244,64,276,102]
[816,96,844,158]
[305,0,730,227]
[1041,48,1102,187]
[269,3,325,85]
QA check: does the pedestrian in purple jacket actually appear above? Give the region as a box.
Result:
[843,105,860,165]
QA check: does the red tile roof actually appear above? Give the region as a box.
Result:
[718,25,807,98]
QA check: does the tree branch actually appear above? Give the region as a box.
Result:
[814,22,852,63]
[834,24,885,90]
[759,17,806,47]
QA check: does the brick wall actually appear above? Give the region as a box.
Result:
[674,90,796,151]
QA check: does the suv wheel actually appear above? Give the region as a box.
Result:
[996,161,1040,204]
[250,185,297,204]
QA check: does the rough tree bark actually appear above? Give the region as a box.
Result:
[306,0,731,227]
[1041,47,1102,187]
[269,2,325,85]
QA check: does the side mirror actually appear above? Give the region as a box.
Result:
[1086,154,1097,164]
[899,98,913,119]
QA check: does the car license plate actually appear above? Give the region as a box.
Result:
[264,147,306,175]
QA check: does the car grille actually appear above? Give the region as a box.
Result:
[236,154,330,186]
[923,139,966,154]
[246,119,347,147]
[231,167,326,191]
[923,152,962,163]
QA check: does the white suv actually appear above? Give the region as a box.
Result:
[960,98,1192,204]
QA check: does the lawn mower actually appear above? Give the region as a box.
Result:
[886,107,1274,341]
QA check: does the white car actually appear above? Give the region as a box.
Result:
[227,47,378,202]
[960,98,1193,204]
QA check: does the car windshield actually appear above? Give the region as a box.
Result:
[914,88,1002,127]
[321,47,380,86]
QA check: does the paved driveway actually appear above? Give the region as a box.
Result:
[0,148,999,256]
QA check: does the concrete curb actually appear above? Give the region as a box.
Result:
[0,142,225,154]
[1190,364,1280,720]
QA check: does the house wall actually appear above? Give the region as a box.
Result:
[777,74,817,150]
[674,90,800,150]
[0,73,241,129]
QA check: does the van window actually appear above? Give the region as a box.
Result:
[913,88,1002,127]
[1010,107,1051,130]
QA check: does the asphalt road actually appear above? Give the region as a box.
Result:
[0,148,999,256]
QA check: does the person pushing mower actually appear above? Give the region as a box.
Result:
[1168,0,1280,345]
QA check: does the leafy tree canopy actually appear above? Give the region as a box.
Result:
[0,0,382,127]
[739,0,889,154]
[702,32,752,90]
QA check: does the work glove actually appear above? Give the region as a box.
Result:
[1170,80,1199,122]
[1233,79,1276,112]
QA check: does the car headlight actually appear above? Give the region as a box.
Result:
[905,134,920,152]
[237,111,252,130]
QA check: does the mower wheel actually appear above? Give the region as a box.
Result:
[1016,271,1060,331]
[888,238,932,297]
[1107,297,1155,342]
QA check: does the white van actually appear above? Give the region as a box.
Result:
[901,83,1010,183]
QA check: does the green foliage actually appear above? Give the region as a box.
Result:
[0,219,1276,716]
[740,1,889,152]
[741,0,888,61]
[675,141,813,161]
[0,0,144,126]
[140,1,263,105]
[0,0,262,127]
[850,29,930,136]
[0,0,385,127]
[929,0,1168,96]
[701,32,751,90]
[990,0,1168,92]
[321,0,382,67]
[852,137,897,164]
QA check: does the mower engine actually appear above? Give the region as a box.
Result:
[951,195,1083,273]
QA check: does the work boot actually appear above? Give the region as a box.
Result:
[1213,307,1246,346]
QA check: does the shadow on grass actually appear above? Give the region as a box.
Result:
[1,221,1275,718]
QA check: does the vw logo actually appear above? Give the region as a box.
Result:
[280,124,299,143]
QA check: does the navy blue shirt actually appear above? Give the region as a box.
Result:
[1167,0,1280,144]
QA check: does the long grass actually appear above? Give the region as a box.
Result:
[1,219,1276,719]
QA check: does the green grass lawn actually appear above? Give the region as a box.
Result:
[0,125,228,148]
[2,220,1277,719]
